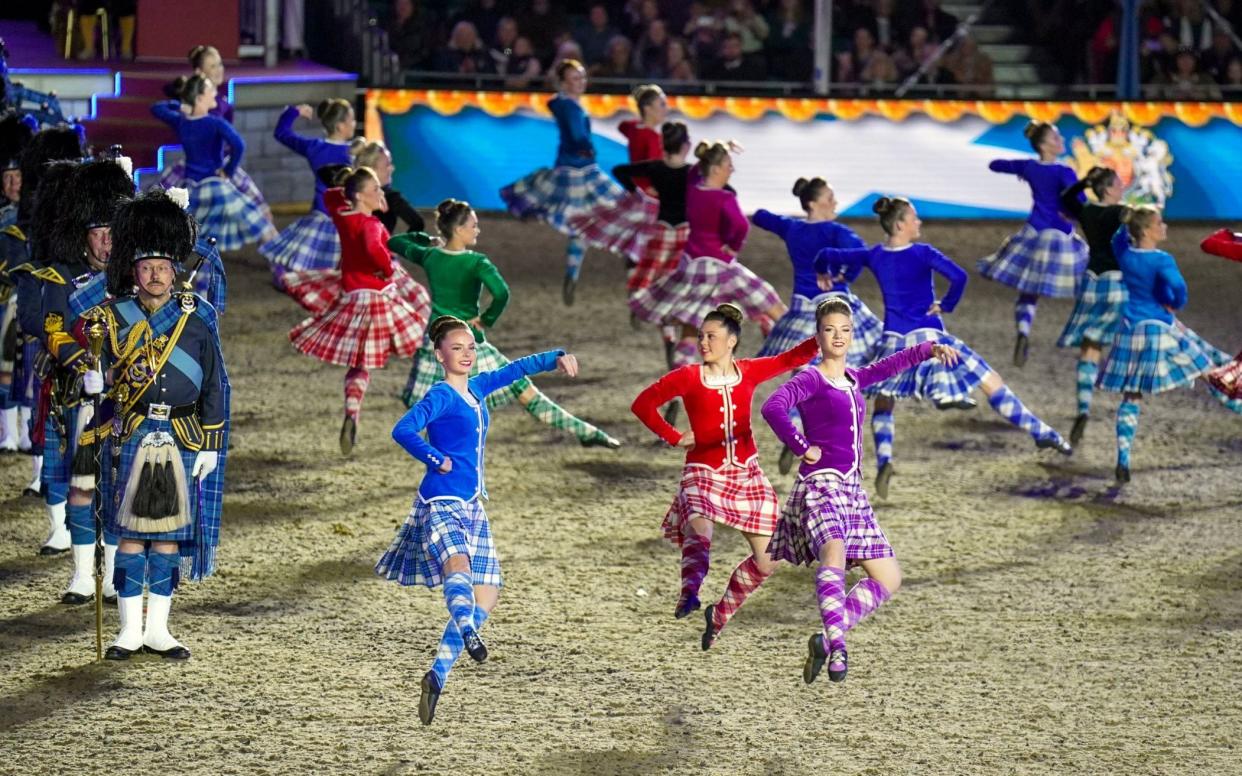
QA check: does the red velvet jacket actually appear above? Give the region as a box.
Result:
[326,187,393,292]
[618,119,662,194]
[1201,228,1242,263]
[631,337,819,470]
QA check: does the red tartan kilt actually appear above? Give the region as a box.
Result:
[1207,352,1242,400]
[627,221,689,294]
[289,267,431,370]
[282,270,343,314]
[661,459,780,545]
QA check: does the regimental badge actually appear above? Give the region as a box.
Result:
[1070,112,1174,208]
[44,312,64,334]
[178,292,196,313]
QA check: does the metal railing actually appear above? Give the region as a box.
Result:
[894,0,998,98]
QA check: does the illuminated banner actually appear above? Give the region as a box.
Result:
[366,91,1242,220]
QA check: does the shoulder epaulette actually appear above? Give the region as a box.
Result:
[32,266,67,284]
[8,261,35,275]
[1,225,25,241]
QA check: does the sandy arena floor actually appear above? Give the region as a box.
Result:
[1,216,1240,775]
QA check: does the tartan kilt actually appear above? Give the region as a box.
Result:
[405,337,526,410]
[260,210,340,273]
[1207,351,1242,400]
[627,221,689,294]
[185,176,277,252]
[105,417,200,543]
[768,470,894,568]
[160,162,274,224]
[661,459,780,545]
[282,269,346,315]
[288,267,431,370]
[869,328,992,403]
[629,255,781,329]
[1056,270,1127,348]
[499,164,624,233]
[40,404,81,487]
[375,497,502,588]
[1097,317,1230,395]
[565,189,661,262]
[977,224,1088,298]
[757,291,883,368]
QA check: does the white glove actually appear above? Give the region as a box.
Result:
[82,369,104,396]
[191,450,219,481]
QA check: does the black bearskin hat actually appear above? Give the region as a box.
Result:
[16,126,81,230]
[0,111,33,172]
[107,190,197,297]
[64,159,134,260]
[28,159,79,264]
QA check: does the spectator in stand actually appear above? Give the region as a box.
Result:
[765,0,811,82]
[1224,57,1242,89]
[684,2,724,62]
[1141,30,1181,84]
[489,16,520,69]
[941,34,994,94]
[668,38,697,80]
[549,40,586,87]
[893,26,941,83]
[434,21,494,74]
[867,0,903,51]
[389,0,441,70]
[1090,7,1121,84]
[703,31,767,81]
[456,0,503,49]
[635,19,673,78]
[574,3,620,67]
[723,0,770,58]
[519,0,570,65]
[1166,0,1214,52]
[837,26,897,87]
[1156,46,1222,99]
[591,35,641,78]
[904,0,958,44]
[1201,28,1238,83]
[501,37,543,89]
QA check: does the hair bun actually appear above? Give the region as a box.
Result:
[693,141,711,160]
[316,100,330,120]
[1119,206,1135,224]
[437,198,460,217]
[1023,121,1040,140]
[430,315,466,340]
[715,303,743,325]
[872,197,891,215]
[792,177,809,198]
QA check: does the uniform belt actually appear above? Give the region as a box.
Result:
[132,402,197,421]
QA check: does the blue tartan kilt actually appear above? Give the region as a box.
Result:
[1056,270,1127,349]
[106,416,200,542]
[375,497,503,588]
[260,210,341,272]
[1097,317,1231,395]
[185,175,275,252]
[978,224,1088,298]
[757,291,883,368]
[41,403,80,487]
[15,338,41,408]
[499,164,624,234]
[869,328,993,402]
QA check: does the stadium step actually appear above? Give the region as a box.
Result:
[993,63,1042,84]
[970,24,1014,45]
[981,44,1037,64]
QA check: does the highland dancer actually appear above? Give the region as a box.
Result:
[1097,209,1241,483]
[84,190,230,661]
[377,315,588,725]
[152,75,277,251]
[631,304,817,649]
[499,59,638,306]
[260,100,356,284]
[40,158,133,604]
[354,141,424,235]
[1056,166,1128,446]
[1199,228,1242,399]
[630,141,787,374]
[978,121,1088,366]
[817,197,1071,499]
[762,297,960,683]
[563,84,666,269]
[283,167,430,454]
[391,199,620,448]
[158,47,273,224]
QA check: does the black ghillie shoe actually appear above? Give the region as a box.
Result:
[934,397,977,411]
[418,671,441,726]
[104,645,136,661]
[874,462,894,500]
[580,431,621,450]
[1069,413,1089,447]
[60,591,92,605]
[462,626,488,663]
[803,632,827,685]
[339,416,356,456]
[674,595,700,620]
[1035,433,1072,456]
[1115,463,1131,484]
[1013,333,1029,367]
[701,605,718,651]
[827,646,849,683]
[778,445,796,475]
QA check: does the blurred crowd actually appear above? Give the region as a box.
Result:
[386,0,990,89]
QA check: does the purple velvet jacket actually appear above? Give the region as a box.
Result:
[761,342,934,478]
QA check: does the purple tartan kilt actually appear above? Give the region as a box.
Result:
[977,224,1087,298]
[757,291,883,368]
[768,470,894,568]
[628,255,781,329]
[185,176,276,252]
[260,210,341,272]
